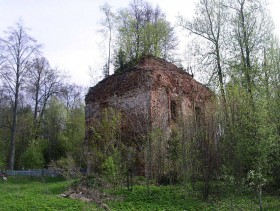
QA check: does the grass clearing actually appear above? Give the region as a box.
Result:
[107,185,280,210]
[0,176,97,211]
[0,176,279,210]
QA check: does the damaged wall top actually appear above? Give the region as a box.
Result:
[85,56,213,105]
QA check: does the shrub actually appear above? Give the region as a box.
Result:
[49,155,83,180]
[22,141,44,169]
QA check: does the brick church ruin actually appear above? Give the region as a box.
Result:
[85,56,214,176]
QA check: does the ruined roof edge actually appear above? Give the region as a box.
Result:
[86,56,213,102]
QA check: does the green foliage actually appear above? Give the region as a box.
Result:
[108,185,280,210]
[0,176,97,210]
[179,0,280,197]
[16,107,34,157]
[114,48,127,73]
[22,141,44,169]
[103,153,122,187]
[247,170,267,192]
[86,108,123,186]
[43,97,68,163]
[108,185,204,210]
[0,23,84,171]
[95,108,122,145]
[63,106,85,159]
[0,177,279,210]
[0,159,5,169]
[113,0,177,71]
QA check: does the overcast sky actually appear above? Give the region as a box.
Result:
[0,0,280,87]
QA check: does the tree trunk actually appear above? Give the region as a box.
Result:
[107,29,112,77]
[9,82,19,170]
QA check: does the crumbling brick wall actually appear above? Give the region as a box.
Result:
[85,56,214,176]
[85,56,212,132]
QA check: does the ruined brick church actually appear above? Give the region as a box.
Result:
[85,56,213,175]
[85,56,212,134]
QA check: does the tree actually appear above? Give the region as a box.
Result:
[99,2,115,77]
[0,22,41,169]
[22,140,44,169]
[178,0,280,197]
[224,0,274,179]
[60,83,84,110]
[60,84,85,159]
[114,0,177,71]
[228,0,273,102]
[16,105,33,169]
[178,0,227,109]
[85,107,123,188]
[42,97,67,164]
[0,89,11,168]
[257,37,280,190]
[26,57,62,138]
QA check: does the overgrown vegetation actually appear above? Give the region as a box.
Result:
[1,0,280,209]
[107,184,280,210]
[0,177,279,210]
[98,0,178,75]
[84,0,280,207]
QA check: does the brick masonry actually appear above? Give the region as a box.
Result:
[85,56,214,176]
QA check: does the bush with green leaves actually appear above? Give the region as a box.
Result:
[22,140,44,169]
[103,152,123,187]
[247,169,268,209]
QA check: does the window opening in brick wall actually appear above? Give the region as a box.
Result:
[195,106,201,128]
[171,100,177,121]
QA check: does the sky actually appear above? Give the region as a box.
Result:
[0,0,280,87]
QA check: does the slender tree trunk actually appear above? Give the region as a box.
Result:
[259,186,263,211]
[9,79,19,170]
[215,44,227,109]
[147,136,152,196]
[34,83,39,121]
[239,1,254,100]
[107,29,112,76]
[33,83,40,140]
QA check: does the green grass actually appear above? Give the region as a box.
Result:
[107,185,205,210]
[0,177,279,210]
[0,176,98,211]
[107,185,280,210]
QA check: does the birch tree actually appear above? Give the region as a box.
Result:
[99,2,115,77]
[228,0,273,101]
[114,0,177,71]
[0,22,41,169]
[178,0,228,107]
